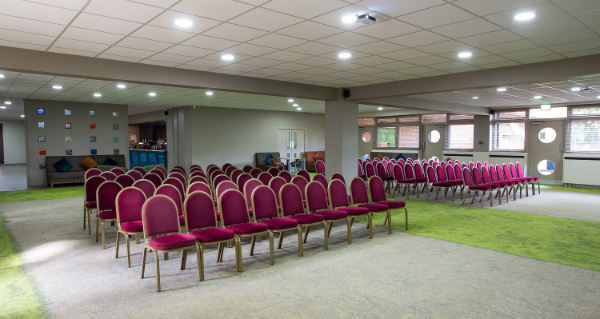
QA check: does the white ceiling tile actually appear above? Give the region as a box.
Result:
[366,61,415,72]
[351,56,396,66]
[531,28,598,47]
[217,63,264,72]
[203,23,268,42]
[263,0,346,19]
[237,0,269,5]
[350,41,405,55]
[458,55,511,66]
[453,0,544,16]
[514,54,564,64]
[316,31,377,48]
[416,40,472,54]
[359,0,445,17]
[181,35,238,50]
[563,48,600,58]
[85,0,164,23]
[269,62,311,71]
[0,29,54,46]
[71,13,142,35]
[261,50,310,62]
[295,56,337,67]
[484,2,568,29]
[127,0,180,9]
[223,43,277,57]
[139,59,180,67]
[310,5,385,30]
[323,62,368,71]
[405,55,452,66]
[353,19,421,39]
[116,37,173,52]
[148,10,221,33]
[0,0,78,24]
[546,0,598,15]
[399,4,476,29]
[145,52,196,64]
[387,30,448,48]
[247,68,289,76]
[379,49,430,60]
[248,33,307,49]
[103,46,156,59]
[574,9,600,27]
[0,14,65,37]
[510,16,585,38]
[401,66,438,75]
[171,0,254,22]
[299,67,337,75]
[431,18,501,38]
[96,53,141,62]
[427,61,473,71]
[481,39,541,54]
[47,47,98,57]
[277,21,343,41]
[130,25,195,43]
[287,42,339,55]
[61,27,124,45]
[184,58,227,68]
[548,38,600,54]
[459,30,522,47]
[201,52,253,63]
[27,0,88,10]
[240,57,285,67]
[229,8,303,32]
[162,45,215,58]
[51,38,109,53]
[501,47,557,60]
[176,64,212,71]
[418,70,450,77]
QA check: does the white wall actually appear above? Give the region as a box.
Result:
[1,120,26,164]
[191,106,325,168]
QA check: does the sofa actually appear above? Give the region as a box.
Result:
[46,155,126,187]
[305,151,325,172]
[254,152,281,172]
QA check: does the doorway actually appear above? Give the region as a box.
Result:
[277,129,305,170]
[423,125,445,162]
[527,120,565,183]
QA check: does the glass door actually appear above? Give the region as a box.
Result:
[277,129,305,170]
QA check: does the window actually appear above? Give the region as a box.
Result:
[421,114,446,123]
[358,118,375,126]
[362,132,371,143]
[491,110,527,152]
[398,125,420,148]
[376,127,396,148]
[566,106,600,152]
[529,107,567,119]
[449,114,474,121]
[377,117,396,124]
[399,115,420,123]
[447,124,474,150]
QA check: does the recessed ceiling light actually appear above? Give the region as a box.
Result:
[206,91,213,96]
[570,87,581,92]
[514,12,535,21]
[297,108,302,111]
[93,93,101,97]
[175,18,193,28]
[378,107,383,110]
[148,92,156,97]
[338,52,352,60]
[0,74,4,79]
[472,96,479,100]
[597,96,600,99]
[117,83,126,89]
[0,106,6,109]
[533,95,542,99]
[496,87,507,92]
[458,51,472,58]
[5,101,11,105]
[53,85,63,90]
[341,15,357,23]
[221,54,235,61]
[293,103,298,107]
[288,99,294,103]
[21,114,25,118]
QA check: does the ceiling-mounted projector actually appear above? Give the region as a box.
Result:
[357,13,376,24]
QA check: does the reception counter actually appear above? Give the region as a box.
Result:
[129,149,167,169]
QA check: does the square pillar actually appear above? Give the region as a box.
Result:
[325,89,358,182]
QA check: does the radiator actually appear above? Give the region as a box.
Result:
[563,156,600,186]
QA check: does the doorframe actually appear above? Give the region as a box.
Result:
[527,119,565,185]
[277,127,306,158]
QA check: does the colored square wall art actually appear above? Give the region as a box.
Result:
[39,150,46,156]
[38,136,46,142]
[66,149,72,155]
[39,163,46,169]
[113,112,119,117]
[90,123,96,129]
[90,110,96,116]
[65,137,72,142]
[65,122,71,129]
[91,149,97,155]
[114,149,119,155]
[113,124,119,130]
[37,108,45,115]
[90,136,96,142]
[65,109,71,116]
[38,122,45,129]
[113,136,119,142]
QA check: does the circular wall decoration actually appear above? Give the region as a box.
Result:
[537,159,555,176]
[362,132,371,143]
[538,127,557,144]
[428,130,441,143]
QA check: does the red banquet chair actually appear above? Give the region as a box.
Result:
[222,163,233,171]
[168,172,187,190]
[331,172,345,185]
[258,172,272,186]
[164,177,186,201]
[111,167,126,176]
[100,171,117,181]
[364,162,376,178]
[297,169,311,182]
[236,173,252,192]
[291,175,309,203]
[279,183,328,249]
[187,181,212,198]
[116,174,135,188]
[141,195,200,292]
[510,162,531,197]
[278,170,293,183]
[212,175,231,195]
[327,179,370,244]
[393,164,417,199]
[184,191,238,281]
[216,181,238,202]
[96,181,123,249]
[85,168,102,180]
[349,177,389,239]
[242,165,253,173]
[243,179,263,212]
[150,168,166,181]
[481,166,505,205]
[269,176,286,204]
[133,179,156,200]
[268,167,280,177]
[126,170,144,181]
[115,187,146,268]
[83,175,106,233]
[250,168,262,179]
[189,176,208,186]
[144,173,162,188]
[368,176,406,230]
[461,167,493,208]
[375,162,393,194]
[516,162,540,195]
[230,169,243,185]
[225,166,236,177]
[425,166,453,203]
[132,167,146,175]
[155,184,185,226]
[315,160,325,175]
[305,181,349,244]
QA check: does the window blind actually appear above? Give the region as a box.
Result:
[446,124,474,150]
[358,118,375,126]
[566,105,600,152]
[398,125,420,149]
[491,110,528,152]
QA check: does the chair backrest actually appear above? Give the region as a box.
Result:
[230,169,243,184]
[436,165,447,182]
[393,164,404,181]
[496,165,506,182]
[189,164,202,171]
[133,179,156,199]
[132,167,146,175]
[484,161,490,170]
[331,172,345,184]
[398,159,405,167]
[382,158,388,167]
[100,171,117,181]
[368,176,387,203]
[278,170,293,183]
[328,179,350,209]
[142,195,179,238]
[375,162,387,178]
[440,162,446,170]
[116,187,146,225]
[312,174,328,193]
[502,163,512,180]
[269,176,287,202]
[126,170,143,181]
[476,161,482,170]
[268,167,280,177]
[250,168,262,179]
[357,162,364,176]
[469,162,475,170]
[224,166,236,177]
[446,163,456,180]
[490,165,500,182]
[210,170,225,185]
[216,181,238,201]
[390,159,397,164]
[243,179,263,207]
[150,168,166,181]
[163,178,185,202]
[97,181,123,212]
[454,164,462,182]
[218,189,250,226]
[509,163,519,179]
[190,170,206,179]
[171,165,186,175]
[462,167,475,187]
[111,167,126,176]
[84,175,106,204]
[251,186,279,220]
[242,165,253,173]
[404,163,416,179]
[279,183,306,217]
[306,181,329,212]
[481,166,493,184]
[414,162,425,179]
[212,174,230,191]
[187,181,212,198]
[155,184,183,216]
[236,173,253,192]
[168,172,187,190]
[315,160,326,174]
[184,191,218,231]
[85,168,102,180]
[222,163,233,171]
[461,163,468,169]
[115,174,135,188]
[516,162,525,178]
[426,166,438,183]
[349,177,370,205]
[472,166,484,186]
[432,162,439,168]
[291,175,308,200]
[386,161,394,175]
[189,175,208,185]
[144,173,162,188]
[365,163,376,178]
[297,169,311,181]
[258,172,272,185]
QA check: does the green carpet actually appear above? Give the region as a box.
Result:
[365,198,600,272]
[0,215,45,318]
[0,186,84,203]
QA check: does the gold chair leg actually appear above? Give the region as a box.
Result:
[96,218,100,242]
[101,221,106,249]
[126,233,132,268]
[115,231,120,258]
[328,222,333,238]
[154,250,161,292]
[297,226,304,257]
[198,244,204,282]
[268,231,274,265]
[404,208,408,230]
[180,249,187,270]
[426,187,431,201]
[236,237,243,272]
[249,236,256,256]
[278,231,285,249]
[303,226,310,243]
[83,207,87,230]
[387,210,391,234]
[367,214,373,239]
[323,222,329,250]
[141,247,147,279]
[346,218,352,245]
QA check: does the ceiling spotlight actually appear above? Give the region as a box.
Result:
[297,108,302,111]
[570,87,581,92]
[533,95,542,99]
[0,74,4,79]
[93,93,101,97]
[221,54,235,61]
[148,92,157,97]
[338,52,352,60]
[472,96,479,100]
[206,91,214,96]
[514,12,535,21]
[21,114,25,118]
[293,103,299,107]
[4,101,11,105]
[175,18,193,28]
[342,15,357,23]
[378,107,383,110]
[496,87,507,92]
[597,96,600,99]
[117,84,126,89]
[288,99,294,103]
[53,85,63,90]
[458,51,472,58]
[0,106,6,109]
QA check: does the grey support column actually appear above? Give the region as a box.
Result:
[325,89,358,182]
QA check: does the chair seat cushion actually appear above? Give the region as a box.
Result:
[490,181,509,187]
[377,200,405,209]
[524,177,537,182]
[191,227,235,243]
[529,176,540,181]
[449,179,463,185]
[98,210,116,220]
[469,185,492,190]
[432,181,454,187]
[85,201,96,209]
[337,206,370,216]
[502,180,517,186]
[289,214,324,224]
[415,177,427,183]
[179,215,186,226]
[313,209,348,220]
[358,203,388,212]
[149,233,197,251]
[228,222,268,235]
[260,218,299,230]
[120,221,143,233]
[397,178,418,183]
[509,178,528,183]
